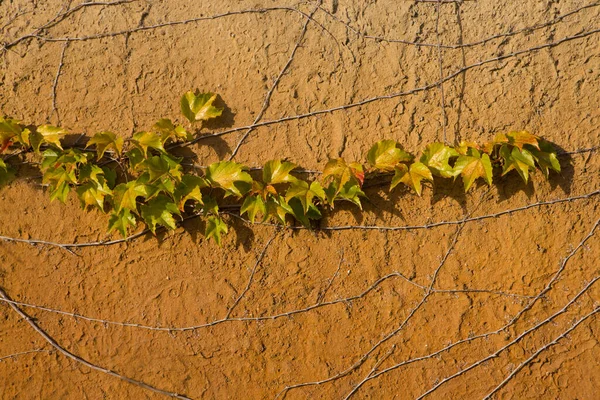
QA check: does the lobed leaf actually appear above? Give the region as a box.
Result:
[0,118,22,150]
[0,158,14,186]
[180,91,223,124]
[367,140,413,171]
[140,194,181,233]
[453,149,493,191]
[87,131,123,159]
[263,159,297,184]
[131,131,164,157]
[205,161,252,197]
[500,145,536,183]
[174,174,207,210]
[265,195,293,224]
[322,158,364,191]
[528,140,561,178]
[241,195,266,223]
[205,216,228,245]
[108,208,137,237]
[153,118,189,143]
[390,162,433,196]
[286,180,325,213]
[420,143,459,178]
[112,180,152,212]
[31,125,66,153]
[494,131,540,150]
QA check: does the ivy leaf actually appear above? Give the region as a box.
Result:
[205,216,228,245]
[241,195,266,223]
[112,180,151,212]
[500,145,535,183]
[494,131,540,150]
[420,142,459,178]
[325,180,365,208]
[174,174,208,210]
[0,118,22,150]
[102,167,117,189]
[140,195,181,233]
[153,118,189,143]
[180,91,223,123]
[322,158,364,191]
[76,177,111,211]
[87,131,123,159]
[205,161,252,197]
[131,131,164,157]
[288,197,322,227]
[453,149,493,191]
[265,195,293,224]
[262,159,297,184]
[367,140,413,171]
[199,194,219,216]
[0,158,14,186]
[528,140,561,178]
[390,162,433,196]
[108,208,137,237]
[455,141,480,156]
[126,148,145,171]
[140,154,182,182]
[30,125,66,152]
[43,163,78,203]
[286,180,325,213]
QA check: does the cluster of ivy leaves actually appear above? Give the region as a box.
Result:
[0,92,561,244]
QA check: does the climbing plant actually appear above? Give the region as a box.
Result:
[0,92,561,244]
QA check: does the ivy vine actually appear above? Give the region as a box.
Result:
[0,91,561,244]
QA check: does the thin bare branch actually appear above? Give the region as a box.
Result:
[0,287,192,399]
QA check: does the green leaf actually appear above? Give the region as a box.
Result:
[112,180,151,212]
[528,140,561,178]
[453,150,493,191]
[367,140,413,171]
[76,177,111,211]
[265,195,293,224]
[455,141,480,156]
[153,118,189,143]
[322,158,364,191]
[390,162,433,196]
[262,159,297,184]
[500,145,535,183]
[0,118,22,148]
[205,161,253,197]
[495,131,540,150]
[43,163,78,203]
[174,175,207,210]
[199,195,219,216]
[87,131,123,159]
[108,208,137,237]
[241,195,266,223]
[180,91,223,123]
[102,167,117,189]
[288,198,322,227]
[286,180,325,213]
[131,131,164,157]
[30,125,66,152]
[205,216,228,245]
[49,181,71,203]
[420,142,459,178]
[78,164,105,184]
[140,195,181,233]
[140,154,182,182]
[325,180,365,208]
[126,148,145,171]
[0,158,14,187]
